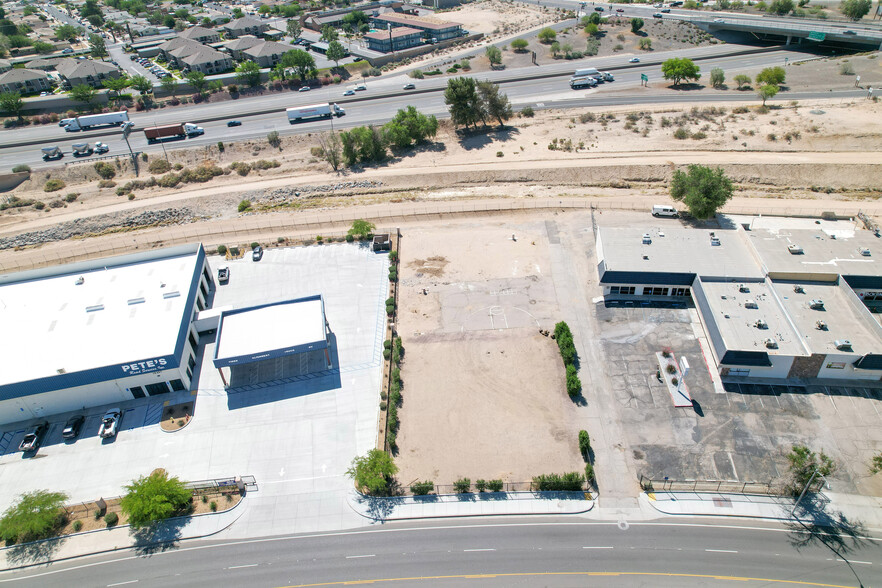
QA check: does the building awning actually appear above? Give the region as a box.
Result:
[213,295,328,368]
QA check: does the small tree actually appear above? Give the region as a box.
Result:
[318,131,342,171]
[840,0,871,18]
[55,23,81,41]
[444,76,485,130]
[670,164,733,219]
[89,33,107,58]
[550,40,561,57]
[267,130,281,148]
[69,83,97,106]
[757,83,779,106]
[584,23,599,37]
[485,45,502,66]
[511,38,528,52]
[346,449,398,495]
[538,27,557,44]
[0,490,68,544]
[638,38,652,50]
[769,0,794,13]
[120,470,191,528]
[631,18,644,33]
[786,445,835,496]
[578,430,591,458]
[130,74,152,95]
[326,40,346,68]
[235,61,261,88]
[103,76,130,105]
[661,57,701,87]
[185,70,207,95]
[348,219,375,239]
[161,76,179,97]
[734,74,751,89]
[756,66,785,87]
[477,80,511,127]
[0,91,23,119]
[320,24,338,42]
[287,18,302,39]
[710,67,725,88]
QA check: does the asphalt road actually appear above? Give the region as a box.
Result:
[1,44,829,171]
[1,518,879,587]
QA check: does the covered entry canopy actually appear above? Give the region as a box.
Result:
[213,294,329,370]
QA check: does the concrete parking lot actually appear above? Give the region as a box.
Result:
[0,242,388,535]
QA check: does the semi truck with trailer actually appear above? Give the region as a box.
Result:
[143,122,204,142]
[71,142,93,156]
[286,103,345,123]
[63,111,129,131]
[41,146,63,160]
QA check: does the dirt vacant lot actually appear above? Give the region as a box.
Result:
[394,220,585,488]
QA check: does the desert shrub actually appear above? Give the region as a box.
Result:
[44,179,65,192]
[11,164,30,173]
[532,472,585,491]
[691,131,707,140]
[93,162,116,179]
[475,479,487,492]
[487,479,504,492]
[839,61,854,75]
[521,106,534,118]
[410,481,434,495]
[267,130,281,148]
[104,512,118,527]
[252,159,280,170]
[673,127,690,140]
[98,179,116,188]
[157,173,180,188]
[229,162,251,176]
[179,164,223,183]
[64,193,79,202]
[554,321,577,366]
[453,478,471,493]
[209,501,217,512]
[148,159,172,174]
[584,464,595,484]
[33,201,45,210]
[217,245,228,255]
[72,520,83,532]
[237,199,251,212]
[49,199,65,208]
[566,364,581,398]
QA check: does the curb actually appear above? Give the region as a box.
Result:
[347,490,596,522]
[0,495,247,573]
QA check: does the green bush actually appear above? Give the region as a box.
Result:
[487,479,504,492]
[217,244,228,255]
[250,242,259,250]
[94,162,116,179]
[578,430,591,458]
[44,179,65,192]
[383,348,391,360]
[237,199,251,212]
[673,127,690,140]
[253,159,281,170]
[584,464,595,485]
[566,364,581,398]
[33,201,45,210]
[389,250,399,262]
[157,173,181,188]
[532,472,585,491]
[230,247,240,256]
[104,512,118,527]
[72,520,83,532]
[11,164,30,173]
[410,481,434,495]
[98,179,116,188]
[0,490,69,544]
[218,141,225,152]
[120,470,191,528]
[475,479,487,492]
[209,501,217,512]
[453,477,471,493]
[148,159,172,174]
[384,339,393,349]
[345,234,354,242]
[521,106,534,118]
[554,321,577,366]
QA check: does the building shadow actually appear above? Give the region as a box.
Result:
[225,333,342,410]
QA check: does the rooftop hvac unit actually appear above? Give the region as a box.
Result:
[810,299,825,309]
[816,320,828,330]
[788,244,804,254]
[793,284,805,293]
[860,248,871,257]
[755,319,768,329]
[834,339,853,350]
[739,285,750,293]
[642,233,652,244]
[744,299,758,309]
[764,338,778,349]
[75,276,84,285]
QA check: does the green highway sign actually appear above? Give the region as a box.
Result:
[641,73,649,82]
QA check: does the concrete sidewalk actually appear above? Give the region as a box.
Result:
[0,497,247,572]
[347,489,595,522]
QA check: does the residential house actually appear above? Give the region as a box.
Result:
[24,57,67,71]
[179,26,221,44]
[55,59,121,89]
[242,40,294,68]
[364,26,423,52]
[180,46,232,74]
[222,35,263,61]
[158,37,206,66]
[371,12,464,42]
[221,17,269,39]
[0,69,50,94]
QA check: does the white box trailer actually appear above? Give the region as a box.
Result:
[286,103,345,123]
[64,111,129,131]
[572,67,600,79]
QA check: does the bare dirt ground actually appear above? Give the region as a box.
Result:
[394,221,585,487]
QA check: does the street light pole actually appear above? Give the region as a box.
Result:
[790,469,828,518]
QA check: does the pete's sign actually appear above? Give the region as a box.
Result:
[122,358,168,375]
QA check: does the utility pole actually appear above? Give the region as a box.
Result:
[154,118,169,164]
[121,121,138,176]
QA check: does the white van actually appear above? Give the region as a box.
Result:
[652,205,678,218]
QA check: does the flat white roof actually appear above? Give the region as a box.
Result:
[215,297,326,361]
[0,249,200,386]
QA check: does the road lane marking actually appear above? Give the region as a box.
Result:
[836,558,872,565]
[227,564,259,569]
[275,571,860,587]
[345,555,375,559]
[107,582,138,587]
[463,549,495,552]
[705,549,738,553]
[582,546,613,549]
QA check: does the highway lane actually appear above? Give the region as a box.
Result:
[0,46,819,170]
[1,518,879,587]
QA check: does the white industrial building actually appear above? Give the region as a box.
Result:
[597,217,882,381]
[0,244,212,423]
